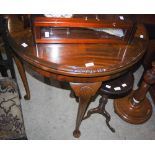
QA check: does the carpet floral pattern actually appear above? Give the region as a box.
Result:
[0,77,27,139]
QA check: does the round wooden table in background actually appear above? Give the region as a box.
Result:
[6,15,150,138]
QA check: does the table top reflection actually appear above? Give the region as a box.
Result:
[7,15,147,79]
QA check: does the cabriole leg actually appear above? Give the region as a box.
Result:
[70,82,101,138]
[13,55,30,100]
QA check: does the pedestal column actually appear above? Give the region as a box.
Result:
[114,62,155,124]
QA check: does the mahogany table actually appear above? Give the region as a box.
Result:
[6,15,149,138]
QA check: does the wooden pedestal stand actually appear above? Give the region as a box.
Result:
[114,62,155,124]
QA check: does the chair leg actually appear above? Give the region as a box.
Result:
[83,94,115,132]
[0,65,8,77]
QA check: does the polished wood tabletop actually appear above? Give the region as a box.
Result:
[7,15,147,81]
[6,15,148,138]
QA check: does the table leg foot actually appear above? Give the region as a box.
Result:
[114,91,152,124]
[24,94,30,100]
[73,130,81,138]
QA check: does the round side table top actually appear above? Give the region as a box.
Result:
[7,15,148,82]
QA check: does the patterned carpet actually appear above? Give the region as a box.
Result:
[0,77,27,139]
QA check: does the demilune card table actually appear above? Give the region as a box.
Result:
[5,15,151,138]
